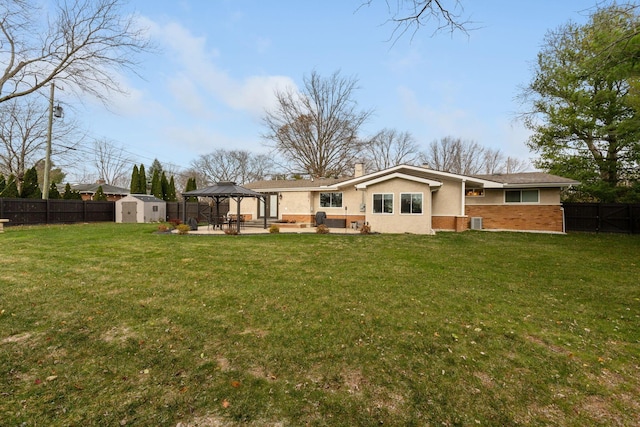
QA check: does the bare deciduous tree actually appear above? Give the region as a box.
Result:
[363,128,420,171]
[91,139,133,187]
[0,0,151,105]
[191,149,273,185]
[0,97,80,188]
[502,156,530,174]
[360,0,470,41]
[421,136,529,175]
[263,70,372,178]
[421,136,484,174]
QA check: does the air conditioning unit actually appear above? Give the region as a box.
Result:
[470,217,483,230]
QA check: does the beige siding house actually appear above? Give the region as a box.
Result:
[234,165,579,234]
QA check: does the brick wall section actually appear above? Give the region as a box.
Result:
[455,216,468,232]
[281,214,366,224]
[432,216,456,230]
[465,205,564,232]
[282,214,314,223]
[433,216,471,232]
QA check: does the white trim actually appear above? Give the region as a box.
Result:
[372,193,394,214]
[502,183,576,188]
[354,172,442,190]
[399,192,424,215]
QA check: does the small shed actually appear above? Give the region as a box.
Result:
[115,194,166,223]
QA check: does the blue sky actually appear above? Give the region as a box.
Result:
[70,0,597,177]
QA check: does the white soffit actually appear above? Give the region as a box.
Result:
[354,172,443,189]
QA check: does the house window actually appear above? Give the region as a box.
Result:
[320,192,342,208]
[505,189,539,203]
[401,193,423,214]
[465,188,485,197]
[152,205,159,212]
[373,193,393,214]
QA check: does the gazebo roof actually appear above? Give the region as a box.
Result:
[182,181,264,198]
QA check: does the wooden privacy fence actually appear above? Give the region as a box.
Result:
[0,199,230,227]
[0,198,114,226]
[563,202,640,234]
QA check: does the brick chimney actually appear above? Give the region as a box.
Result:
[96,179,106,185]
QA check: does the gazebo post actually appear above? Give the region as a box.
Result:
[215,196,221,229]
[262,196,267,229]
[236,196,242,233]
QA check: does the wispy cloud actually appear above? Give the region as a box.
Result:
[145,18,296,118]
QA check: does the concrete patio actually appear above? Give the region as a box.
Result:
[183,224,362,235]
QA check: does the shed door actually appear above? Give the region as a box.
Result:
[121,202,137,223]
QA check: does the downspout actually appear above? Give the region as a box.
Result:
[460,180,466,216]
[429,188,436,234]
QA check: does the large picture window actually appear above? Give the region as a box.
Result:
[400,193,423,214]
[320,192,342,208]
[373,193,393,214]
[505,189,539,203]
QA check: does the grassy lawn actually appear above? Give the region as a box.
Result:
[1,223,639,426]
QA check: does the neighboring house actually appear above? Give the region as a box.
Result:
[235,164,579,234]
[59,180,129,201]
[115,194,166,223]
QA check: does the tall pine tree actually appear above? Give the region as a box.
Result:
[166,176,177,202]
[21,167,41,198]
[48,183,61,199]
[148,159,163,182]
[150,169,162,199]
[63,183,82,200]
[138,164,147,194]
[185,177,198,202]
[160,172,169,201]
[130,164,140,194]
[1,175,19,198]
[93,186,108,201]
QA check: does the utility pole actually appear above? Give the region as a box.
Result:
[42,84,63,199]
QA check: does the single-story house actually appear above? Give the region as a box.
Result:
[59,180,129,201]
[232,164,580,234]
[115,194,166,223]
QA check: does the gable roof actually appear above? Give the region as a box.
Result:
[244,166,580,192]
[352,172,443,189]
